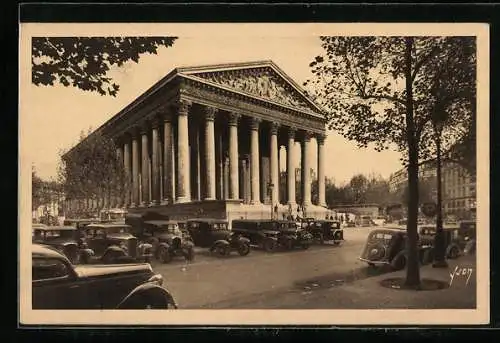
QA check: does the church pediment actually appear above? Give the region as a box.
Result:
[179,62,323,115]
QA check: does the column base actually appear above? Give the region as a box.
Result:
[204,197,216,201]
[150,200,161,207]
[250,200,262,205]
[176,197,191,204]
[161,199,172,206]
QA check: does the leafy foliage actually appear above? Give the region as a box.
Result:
[58,131,129,209]
[32,166,62,211]
[325,174,393,207]
[305,36,476,287]
[32,36,178,96]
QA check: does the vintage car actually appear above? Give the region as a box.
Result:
[32,243,177,309]
[232,219,314,252]
[359,227,432,270]
[64,218,101,230]
[304,219,344,245]
[186,218,251,257]
[32,225,84,264]
[80,223,153,264]
[418,222,474,259]
[141,220,195,263]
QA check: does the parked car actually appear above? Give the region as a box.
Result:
[358,227,432,270]
[141,220,195,263]
[31,243,177,309]
[356,215,373,227]
[459,220,476,255]
[304,219,344,245]
[63,218,101,230]
[32,225,85,264]
[232,219,313,252]
[186,218,251,257]
[418,222,470,260]
[80,223,153,264]
[372,216,387,226]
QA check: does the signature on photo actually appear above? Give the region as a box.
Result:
[449,266,474,286]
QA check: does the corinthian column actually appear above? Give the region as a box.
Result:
[301,131,312,207]
[250,117,261,204]
[287,128,296,206]
[204,106,217,200]
[176,99,192,203]
[131,129,140,207]
[151,118,160,205]
[162,110,173,204]
[140,125,150,206]
[317,133,327,207]
[123,137,131,207]
[270,122,279,206]
[115,144,124,208]
[228,112,240,200]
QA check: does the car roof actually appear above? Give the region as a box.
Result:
[33,225,76,231]
[187,218,228,223]
[32,243,66,259]
[85,223,132,229]
[232,219,293,223]
[145,220,179,225]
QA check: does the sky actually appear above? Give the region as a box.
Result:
[24,34,404,185]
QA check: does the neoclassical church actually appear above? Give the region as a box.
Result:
[67,60,330,222]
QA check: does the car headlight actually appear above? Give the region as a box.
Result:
[148,273,163,286]
[120,242,128,253]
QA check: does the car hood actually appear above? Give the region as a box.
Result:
[40,238,78,246]
[107,233,136,240]
[74,263,152,279]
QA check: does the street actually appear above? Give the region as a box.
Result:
[151,227,383,309]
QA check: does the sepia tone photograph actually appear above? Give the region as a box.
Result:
[19,23,489,325]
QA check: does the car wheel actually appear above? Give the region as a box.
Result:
[142,297,176,309]
[216,244,230,257]
[237,242,250,256]
[158,246,172,264]
[263,239,277,252]
[448,246,460,259]
[391,255,406,271]
[103,252,118,264]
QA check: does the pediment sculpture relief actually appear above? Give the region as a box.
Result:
[195,69,314,113]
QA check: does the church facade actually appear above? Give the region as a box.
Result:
[66,61,330,222]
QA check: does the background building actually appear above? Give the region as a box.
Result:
[388,159,476,220]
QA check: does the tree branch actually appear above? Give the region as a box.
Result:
[411,44,441,82]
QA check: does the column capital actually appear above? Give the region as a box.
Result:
[176,99,192,116]
[151,116,162,129]
[156,106,173,123]
[228,112,241,126]
[316,132,327,145]
[203,106,218,121]
[303,131,313,142]
[270,122,280,135]
[139,122,149,135]
[250,117,261,131]
[287,127,296,140]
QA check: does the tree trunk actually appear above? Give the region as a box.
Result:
[433,129,448,267]
[403,36,421,288]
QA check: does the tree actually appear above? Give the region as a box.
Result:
[32,166,45,210]
[349,174,369,204]
[32,37,177,96]
[304,36,475,288]
[58,131,129,215]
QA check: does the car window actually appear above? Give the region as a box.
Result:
[373,232,393,240]
[32,258,70,281]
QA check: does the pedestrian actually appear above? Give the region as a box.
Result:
[274,204,278,213]
[282,213,286,220]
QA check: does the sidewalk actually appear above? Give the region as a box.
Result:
[203,254,476,309]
